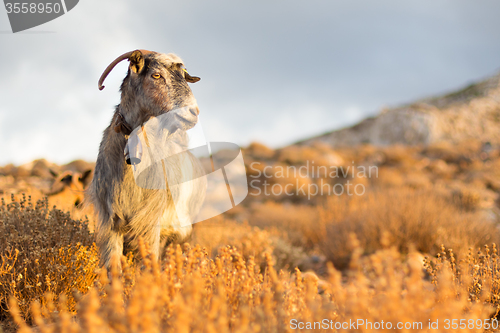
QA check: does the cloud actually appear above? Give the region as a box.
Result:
[1,0,500,165]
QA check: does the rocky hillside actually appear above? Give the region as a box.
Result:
[299,72,500,147]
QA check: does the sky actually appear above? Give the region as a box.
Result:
[1,0,500,165]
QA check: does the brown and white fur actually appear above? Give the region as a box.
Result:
[86,50,205,267]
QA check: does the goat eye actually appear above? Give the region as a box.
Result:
[152,73,161,79]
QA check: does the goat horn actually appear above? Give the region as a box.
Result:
[98,49,153,90]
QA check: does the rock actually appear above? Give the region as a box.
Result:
[298,73,500,147]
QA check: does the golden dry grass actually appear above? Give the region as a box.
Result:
[6,239,500,333]
[248,188,500,270]
[2,191,500,332]
[0,195,98,326]
[2,140,500,332]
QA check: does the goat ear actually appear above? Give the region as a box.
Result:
[185,72,201,83]
[60,174,73,185]
[129,50,145,74]
[49,169,58,178]
[79,169,93,185]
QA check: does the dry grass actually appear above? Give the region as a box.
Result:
[0,195,98,324]
[318,189,500,269]
[2,191,500,332]
[248,189,500,270]
[6,239,498,333]
[248,202,320,249]
[191,218,307,273]
[2,141,500,331]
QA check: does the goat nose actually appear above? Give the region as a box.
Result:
[189,106,200,116]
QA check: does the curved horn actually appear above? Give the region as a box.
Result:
[98,49,153,90]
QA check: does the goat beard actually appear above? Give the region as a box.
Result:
[123,105,200,167]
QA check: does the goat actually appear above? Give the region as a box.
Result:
[47,169,92,209]
[87,50,206,267]
[0,164,90,211]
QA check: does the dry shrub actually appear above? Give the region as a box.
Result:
[379,144,420,169]
[1,186,95,233]
[317,189,500,269]
[402,170,433,189]
[335,144,380,164]
[0,164,30,179]
[276,146,321,166]
[192,217,307,272]
[243,142,275,161]
[247,189,500,270]
[0,187,46,206]
[375,167,406,187]
[425,159,457,179]
[248,202,320,249]
[275,145,343,167]
[0,195,97,322]
[423,141,481,164]
[425,244,500,317]
[452,187,483,211]
[8,242,495,333]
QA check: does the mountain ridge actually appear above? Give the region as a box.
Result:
[298,72,500,147]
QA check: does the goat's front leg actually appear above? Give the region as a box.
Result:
[97,214,125,268]
[146,220,162,262]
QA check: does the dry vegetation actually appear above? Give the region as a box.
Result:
[5,230,500,333]
[248,189,500,270]
[0,196,97,327]
[2,139,500,331]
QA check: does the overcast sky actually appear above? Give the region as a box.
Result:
[1,0,500,165]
